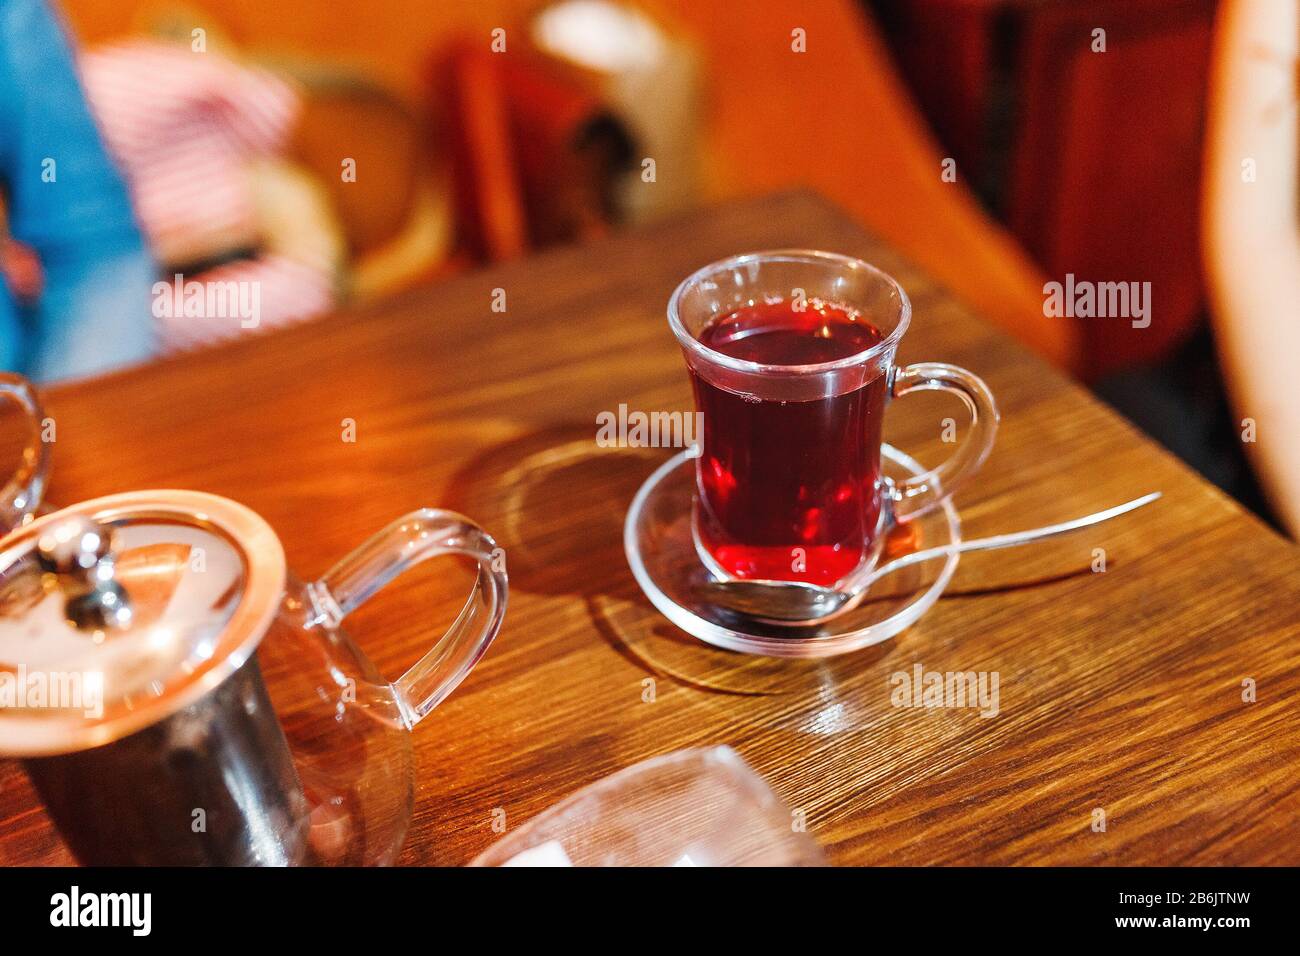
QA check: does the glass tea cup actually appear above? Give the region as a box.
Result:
[668,250,998,588]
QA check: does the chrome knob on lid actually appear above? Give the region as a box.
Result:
[35,515,133,630]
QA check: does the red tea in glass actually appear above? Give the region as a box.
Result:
[691,300,888,585]
[669,251,998,588]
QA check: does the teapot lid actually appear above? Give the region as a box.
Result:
[0,491,286,756]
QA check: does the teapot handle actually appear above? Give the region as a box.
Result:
[310,509,507,728]
[0,373,51,531]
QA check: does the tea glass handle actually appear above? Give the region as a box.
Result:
[311,509,507,729]
[0,373,51,530]
[888,362,999,522]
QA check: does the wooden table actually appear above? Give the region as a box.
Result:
[3,192,1298,865]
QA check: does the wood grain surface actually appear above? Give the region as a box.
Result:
[2,191,1297,865]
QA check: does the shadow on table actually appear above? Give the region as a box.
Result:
[442,423,649,599]
[440,424,899,703]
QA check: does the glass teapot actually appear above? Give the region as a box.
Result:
[0,378,507,866]
[0,372,49,533]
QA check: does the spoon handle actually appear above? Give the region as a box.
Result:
[864,491,1163,581]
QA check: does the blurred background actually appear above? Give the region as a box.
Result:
[1,0,1295,532]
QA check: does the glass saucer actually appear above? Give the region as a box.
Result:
[623,445,962,658]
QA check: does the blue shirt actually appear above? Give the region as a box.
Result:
[0,0,155,380]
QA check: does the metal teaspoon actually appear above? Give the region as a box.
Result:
[705,492,1162,627]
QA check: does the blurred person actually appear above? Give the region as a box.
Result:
[0,0,155,381]
[1204,0,1300,538]
[76,37,341,351]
